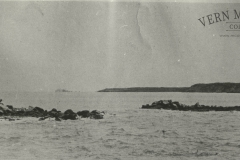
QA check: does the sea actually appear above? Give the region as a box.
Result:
[0,92,240,160]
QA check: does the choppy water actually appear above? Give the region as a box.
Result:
[1,92,240,160]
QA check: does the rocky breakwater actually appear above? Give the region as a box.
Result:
[0,99,105,121]
[142,100,240,112]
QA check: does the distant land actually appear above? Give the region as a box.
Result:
[98,83,240,93]
[55,89,71,92]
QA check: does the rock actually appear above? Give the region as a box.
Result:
[38,117,44,121]
[39,116,49,121]
[27,106,34,111]
[13,107,27,112]
[171,103,178,110]
[172,101,180,107]
[64,109,75,115]
[26,107,45,117]
[90,110,104,119]
[91,114,103,119]
[6,105,13,110]
[3,108,12,116]
[91,110,99,114]
[194,102,200,107]
[0,105,9,111]
[48,108,61,117]
[62,109,77,120]
[33,107,44,113]
[152,101,160,106]
[51,108,58,112]
[15,110,25,116]
[142,104,151,109]
[62,114,77,120]
[58,112,64,117]
[0,100,107,121]
[0,110,4,116]
[77,110,90,118]
[55,117,61,121]
[39,117,46,121]
[43,110,48,116]
[141,100,240,112]
[0,99,3,105]
[162,100,169,105]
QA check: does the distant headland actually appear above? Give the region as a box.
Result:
[55,89,71,92]
[98,83,240,93]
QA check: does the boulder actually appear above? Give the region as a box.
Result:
[58,112,64,117]
[62,114,77,120]
[27,106,34,111]
[171,103,178,110]
[172,101,180,107]
[24,109,42,117]
[51,108,58,112]
[0,106,13,115]
[64,109,75,115]
[91,110,99,114]
[194,102,200,107]
[161,100,169,105]
[48,108,61,117]
[90,110,104,119]
[62,109,77,120]
[142,104,151,109]
[0,99,3,105]
[6,105,13,110]
[152,101,161,106]
[13,110,24,116]
[33,107,44,113]
[77,110,90,118]
[0,105,9,111]
[91,114,103,119]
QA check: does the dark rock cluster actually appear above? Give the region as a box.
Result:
[0,99,104,121]
[142,100,240,112]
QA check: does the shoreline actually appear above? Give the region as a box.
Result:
[98,83,240,93]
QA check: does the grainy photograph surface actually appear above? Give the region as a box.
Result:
[1,0,240,159]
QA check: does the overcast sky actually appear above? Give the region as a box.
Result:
[0,1,240,92]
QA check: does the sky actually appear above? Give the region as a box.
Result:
[0,1,240,92]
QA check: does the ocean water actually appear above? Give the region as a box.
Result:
[0,92,240,160]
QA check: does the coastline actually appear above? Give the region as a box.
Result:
[98,82,240,93]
